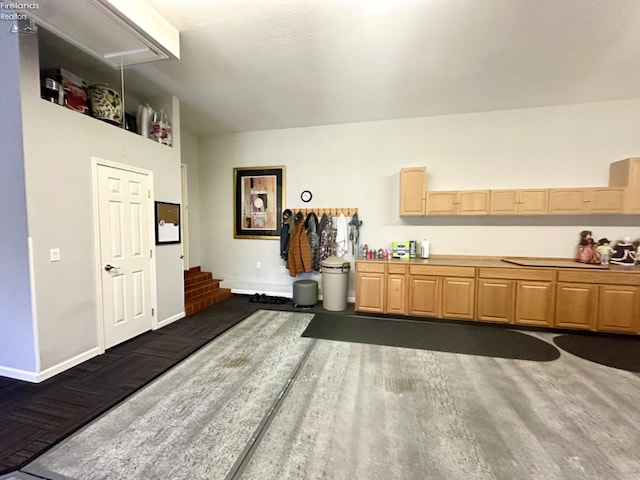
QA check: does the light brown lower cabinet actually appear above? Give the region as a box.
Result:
[356,263,408,314]
[407,265,476,319]
[355,263,385,313]
[555,271,640,333]
[385,273,407,315]
[356,262,640,335]
[476,268,555,326]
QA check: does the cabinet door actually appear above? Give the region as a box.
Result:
[490,190,518,215]
[476,279,514,323]
[355,272,385,313]
[587,187,626,213]
[609,158,640,213]
[457,191,490,215]
[385,274,406,315]
[515,281,554,327]
[408,276,440,317]
[548,188,588,214]
[426,191,457,215]
[597,285,640,333]
[554,283,597,330]
[441,277,475,319]
[400,167,426,216]
[519,189,549,214]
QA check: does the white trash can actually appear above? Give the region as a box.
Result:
[321,256,351,311]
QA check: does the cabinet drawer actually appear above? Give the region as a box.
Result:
[356,262,385,273]
[409,265,475,277]
[387,264,408,274]
[557,270,640,286]
[479,268,555,282]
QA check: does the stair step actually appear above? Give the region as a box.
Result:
[184,271,213,289]
[184,266,201,277]
[185,279,221,300]
[185,288,232,316]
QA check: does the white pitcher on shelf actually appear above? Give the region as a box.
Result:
[136,103,154,138]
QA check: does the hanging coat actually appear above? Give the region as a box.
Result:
[286,221,313,276]
[305,212,320,270]
[318,215,336,266]
[335,213,348,257]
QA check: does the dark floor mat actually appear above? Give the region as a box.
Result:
[553,334,640,372]
[302,314,560,361]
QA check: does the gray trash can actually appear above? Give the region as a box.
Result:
[321,256,351,311]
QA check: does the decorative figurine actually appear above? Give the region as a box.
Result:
[596,238,614,265]
[576,230,601,264]
[611,236,637,265]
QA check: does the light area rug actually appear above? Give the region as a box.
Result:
[22,311,640,480]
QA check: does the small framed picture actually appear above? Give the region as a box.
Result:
[233,166,285,239]
[155,201,181,244]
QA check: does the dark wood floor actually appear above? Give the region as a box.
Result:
[0,295,349,475]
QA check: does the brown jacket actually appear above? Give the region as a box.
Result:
[286,222,313,276]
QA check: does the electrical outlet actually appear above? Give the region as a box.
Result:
[50,248,61,262]
[256,261,262,269]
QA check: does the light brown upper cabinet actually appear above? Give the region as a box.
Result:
[490,189,549,215]
[609,157,640,213]
[426,190,490,215]
[547,187,626,214]
[399,167,426,215]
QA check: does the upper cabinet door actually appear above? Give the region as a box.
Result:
[548,188,589,214]
[457,190,490,215]
[518,189,549,214]
[426,191,457,215]
[587,187,626,213]
[399,167,426,215]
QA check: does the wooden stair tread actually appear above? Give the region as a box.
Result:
[184,266,231,316]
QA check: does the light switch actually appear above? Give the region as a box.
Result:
[49,248,61,262]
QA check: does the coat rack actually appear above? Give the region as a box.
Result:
[288,207,358,217]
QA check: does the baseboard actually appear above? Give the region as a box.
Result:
[0,346,103,383]
[232,288,294,298]
[156,312,185,329]
[232,288,355,303]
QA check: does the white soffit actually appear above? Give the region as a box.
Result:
[23,0,180,68]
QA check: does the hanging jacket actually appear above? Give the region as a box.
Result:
[318,215,336,266]
[335,213,348,257]
[286,216,313,276]
[314,214,328,270]
[279,209,294,260]
[305,212,320,270]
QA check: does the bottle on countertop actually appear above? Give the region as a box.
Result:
[421,239,430,259]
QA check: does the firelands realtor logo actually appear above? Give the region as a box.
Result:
[1,2,39,34]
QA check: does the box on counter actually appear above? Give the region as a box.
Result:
[41,68,89,114]
[392,241,410,259]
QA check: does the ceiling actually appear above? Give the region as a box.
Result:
[124,0,640,136]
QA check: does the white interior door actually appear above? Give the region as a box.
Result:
[97,163,153,349]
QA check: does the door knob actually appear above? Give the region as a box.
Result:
[104,264,120,272]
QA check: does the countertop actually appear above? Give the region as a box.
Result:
[355,256,640,273]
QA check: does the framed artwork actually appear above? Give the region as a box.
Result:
[233,165,285,239]
[155,201,181,244]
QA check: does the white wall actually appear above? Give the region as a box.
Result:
[198,99,640,298]
[17,33,184,375]
[0,22,37,376]
[181,130,202,269]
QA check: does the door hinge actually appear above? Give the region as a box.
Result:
[150,249,153,258]
[148,189,151,198]
[152,308,155,316]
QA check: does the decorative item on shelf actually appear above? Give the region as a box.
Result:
[576,230,600,264]
[88,84,123,126]
[596,238,614,265]
[136,103,154,138]
[611,236,636,265]
[40,77,64,104]
[41,67,89,114]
